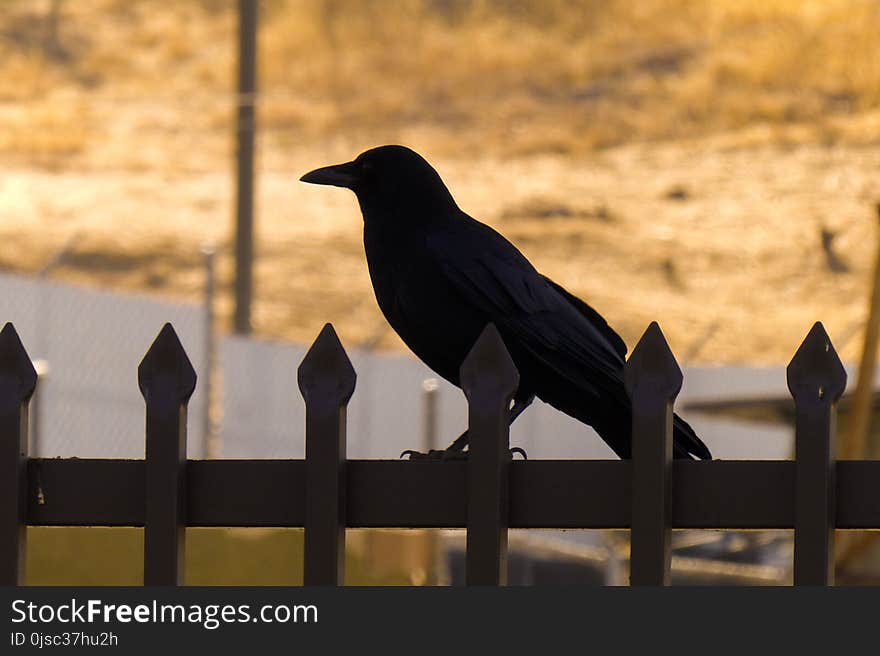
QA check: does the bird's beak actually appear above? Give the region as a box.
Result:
[300,161,358,189]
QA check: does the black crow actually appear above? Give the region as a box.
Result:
[301,145,711,460]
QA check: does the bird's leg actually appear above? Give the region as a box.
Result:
[442,393,533,457]
[401,393,535,461]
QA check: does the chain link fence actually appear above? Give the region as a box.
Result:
[0,273,208,458]
[0,271,796,461]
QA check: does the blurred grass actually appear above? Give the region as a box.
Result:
[1,0,878,168]
[2,1,879,364]
[26,527,414,585]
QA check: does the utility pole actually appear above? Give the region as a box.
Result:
[845,203,880,460]
[233,0,258,334]
[837,204,880,574]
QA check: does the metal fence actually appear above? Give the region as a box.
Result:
[0,273,209,458]
[0,272,791,464]
[1,318,876,586]
[220,335,797,463]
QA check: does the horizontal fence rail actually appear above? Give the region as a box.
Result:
[0,319,874,587]
[19,459,880,529]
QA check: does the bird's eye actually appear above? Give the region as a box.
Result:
[360,160,374,175]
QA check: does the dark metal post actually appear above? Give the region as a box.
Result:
[0,324,37,586]
[233,0,258,334]
[298,324,356,586]
[787,322,846,585]
[461,324,519,586]
[624,322,681,586]
[138,323,197,586]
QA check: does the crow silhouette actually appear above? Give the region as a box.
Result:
[301,145,710,460]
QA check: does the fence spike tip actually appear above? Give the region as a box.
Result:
[787,322,846,403]
[624,321,682,399]
[0,322,37,403]
[297,323,356,404]
[460,323,519,401]
[137,323,197,403]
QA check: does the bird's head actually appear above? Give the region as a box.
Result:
[300,145,457,222]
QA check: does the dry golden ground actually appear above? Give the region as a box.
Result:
[4,140,879,365]
[2,0,880,364]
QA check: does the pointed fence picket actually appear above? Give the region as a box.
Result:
[0,323,37,586]
[138,323,197,586]
[0,318,871,586]
[298,323,356,586]
[625,321,680,586]
[461,324,519,586]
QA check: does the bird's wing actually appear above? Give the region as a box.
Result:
[426,224,627,402]
[539,275,628,359]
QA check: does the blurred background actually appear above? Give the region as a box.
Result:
[2,0,880,585]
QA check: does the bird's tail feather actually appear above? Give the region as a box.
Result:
[672,413,712,460]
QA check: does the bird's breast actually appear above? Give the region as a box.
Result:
[362,227,486,384]
[362,228,421,316]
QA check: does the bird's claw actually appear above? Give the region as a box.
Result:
[400,447,528,461]
[510,447,528,460]
[400,448,468,461]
